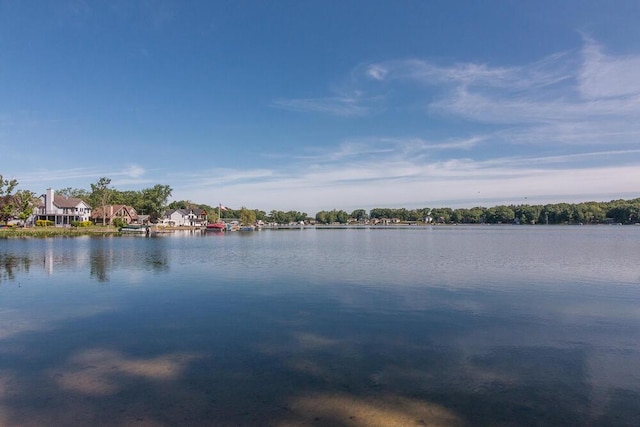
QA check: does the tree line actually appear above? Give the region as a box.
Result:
[314,200,640,225]
[1,174,639,225]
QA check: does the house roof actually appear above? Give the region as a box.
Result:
[163,208,207,217]
[163,209,183,217]
[91,205,137,219]
[37,194,89,209]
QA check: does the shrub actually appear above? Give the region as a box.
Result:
[36,220,54,227]
[112,218,128,228]
[71,220,92,227]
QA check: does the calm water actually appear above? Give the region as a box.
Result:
[0,226,639,426]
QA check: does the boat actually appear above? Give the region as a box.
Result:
[205,222,226,232]
[119,225,149,235]
[205,203,228,232]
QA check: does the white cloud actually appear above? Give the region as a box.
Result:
[17,168,106,185]
[180,162,640,213]
[579,39,640,99]
[167,143,640,213]
[271,95,369,117]
[366,64,388,81]
[276,38,640,151]
[12,38,640,213]
[123,164,145,178]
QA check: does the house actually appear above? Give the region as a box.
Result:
[91,205,139,225]
[35,188,92,226]
[160,208,208,227]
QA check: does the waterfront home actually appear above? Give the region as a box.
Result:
[91,205,139,225]
[34,188,92,226]
[160,208,208,227]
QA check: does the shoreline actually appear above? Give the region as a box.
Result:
[1,222,631,239]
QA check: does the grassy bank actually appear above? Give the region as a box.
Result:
[0,226,119,238]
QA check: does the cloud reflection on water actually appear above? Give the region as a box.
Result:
[0,229,639,425]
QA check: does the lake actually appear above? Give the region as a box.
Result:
[0,226,639,426]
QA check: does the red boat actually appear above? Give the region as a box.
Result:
[205,203,228,232]
[205,222,226,232]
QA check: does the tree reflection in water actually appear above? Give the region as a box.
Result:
[0,253,31,283]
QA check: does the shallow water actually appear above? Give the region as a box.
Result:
[1,226,639,426]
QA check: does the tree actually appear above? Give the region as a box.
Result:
[167,200,187,210]
[494,205,515,224]
[56,187,90,203]
[350,209,368,222]
[90,177,113,226]
[315,210,329,224]
[430,207,453,223]
[0,175,19,224]
[14,190,36,226]
[253,209,267,221]
[336,210,349,224]
[239,207,257,225]
[140,184,173,222]
[114,190,142,209]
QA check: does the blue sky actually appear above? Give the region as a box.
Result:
[2,1,640,214]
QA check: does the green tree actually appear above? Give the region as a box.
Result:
[90,177,113,226]
[116,190,143,209]
[167,200,187,210]
[515,205,542,224]
[56,187,90,203]
[495,205,515,223]
[14,190,36,226]
[140,184,173,222]
[270,210,291,224]
[350,209,368,222]
[239,206,257,225]
[579,202,605,224]
[253,209,267,221]
[315,210,329,224]
[336,210,349,224]
[0,175,19,224]
[430,207,453,223]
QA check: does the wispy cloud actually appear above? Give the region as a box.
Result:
[123,164,145,178]
[271,95,370,117]
[362,38,640,149]
[173,160,640,214]
[10,37,640,213]
[167,140,640,212]
[17,168,107,185]
[294,136,482,165]
[578,38,640,99]
[16,166,153,188]
[366,64,388,81]
[275,37,640,151]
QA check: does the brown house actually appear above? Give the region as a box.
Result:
[91,205,139,225]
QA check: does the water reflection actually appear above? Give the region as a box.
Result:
[0,228,638,425]
[0,253,31,283]
[0,237,170,283]
[89,247,110,282]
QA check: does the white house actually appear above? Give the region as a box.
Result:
[160,208,208,227]
[35,188,92,226]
